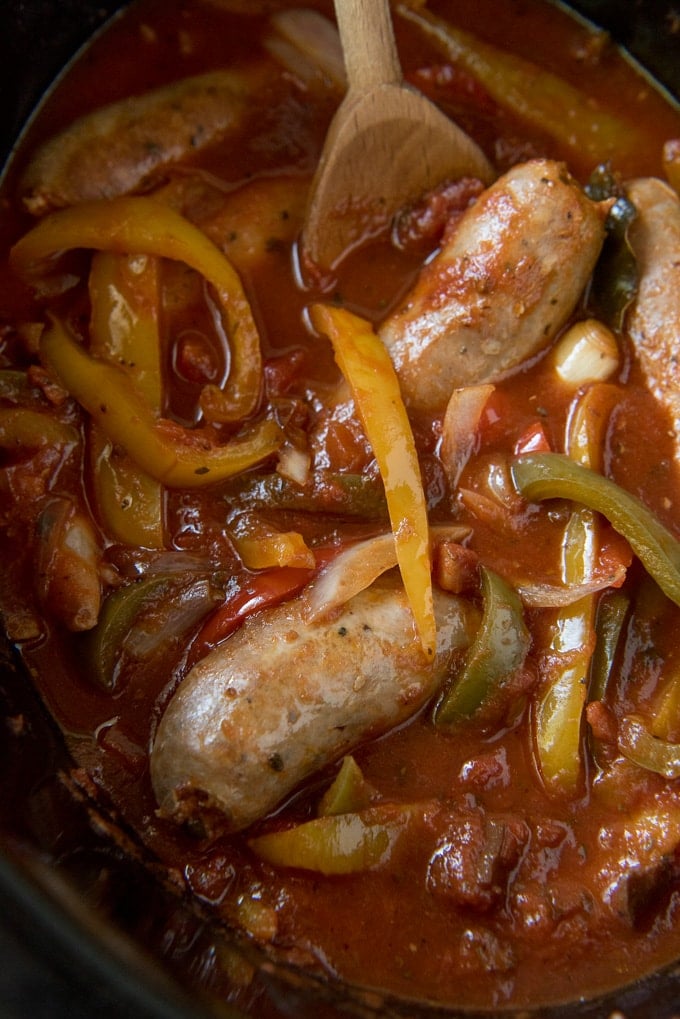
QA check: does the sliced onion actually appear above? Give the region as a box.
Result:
[517,566,627,607]
[125,577,223,657]
[439,384,494,489]
[429,524,473,544]
[265,9,345,90]
[276,441,311,486]
[301,525,472,622]
[301,533,398,622]
[458,487,517,533]
[35,497,102,631]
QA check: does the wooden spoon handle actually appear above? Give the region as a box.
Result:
[334,0,402,92]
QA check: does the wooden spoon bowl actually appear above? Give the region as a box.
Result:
[302,0,494,270]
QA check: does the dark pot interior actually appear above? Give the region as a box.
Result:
[1,2,680,1017]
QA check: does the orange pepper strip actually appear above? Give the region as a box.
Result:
[11,195,262,421]
[40,316,281,488]
[229,511,316,570]
[310,304,435,658]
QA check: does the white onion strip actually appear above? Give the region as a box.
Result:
[517,565,627,607]
[302,525,471,623]
[439,384,495,489]
[265,10,346,90]
[301,533,398,623]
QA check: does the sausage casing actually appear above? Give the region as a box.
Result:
[20,69,269,216]
[380,159,606,414]
[626,176,680,459]
[151,580,477,832]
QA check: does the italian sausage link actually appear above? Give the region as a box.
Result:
[151,580,477,832]
[625,176,680,460]
[20,68,271,216]
[380,158,607,414]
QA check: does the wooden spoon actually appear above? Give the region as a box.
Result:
[302,0,494,270]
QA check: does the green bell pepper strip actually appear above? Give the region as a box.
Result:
[587,589,629,768]
[588,590,630,705]
[435,565,529,725]
[40,316,282,487]
[534,503,599,796]
[84,574,171,690]
[249,804,414,874]
[85,572,225,690]
[10,195,262,422]
[219,470,389,518]
[533,387,617,793]
[317,756,374,817]
[511,453,680,609]
[534,590,595,795]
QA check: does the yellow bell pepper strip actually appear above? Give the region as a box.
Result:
[650,662,680,742]
[310,303,435,658]
[248,804,414,875]
[530,383,620,795]
[511,453,680,609]
[632,572,680,742]
[317,756,374,817]
[228,510,315,570]
[564,384,622,472]
[396,3,647,171]
[40,316,282,487]
[89,251,164,548]
[534,509,597,797]
[89,252,162,405]
[435,566,529,725]
[10,195,262,422]
[621,575,680,747]
[619,714,680,780]
[91,445,165,547]
[0,407,78,451]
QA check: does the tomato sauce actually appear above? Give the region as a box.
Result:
[2,0,680,1014]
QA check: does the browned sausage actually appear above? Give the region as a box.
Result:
[19,68,271,216]
[625,176,680,460]
[379,159,607,415]
[151,578,478,832]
